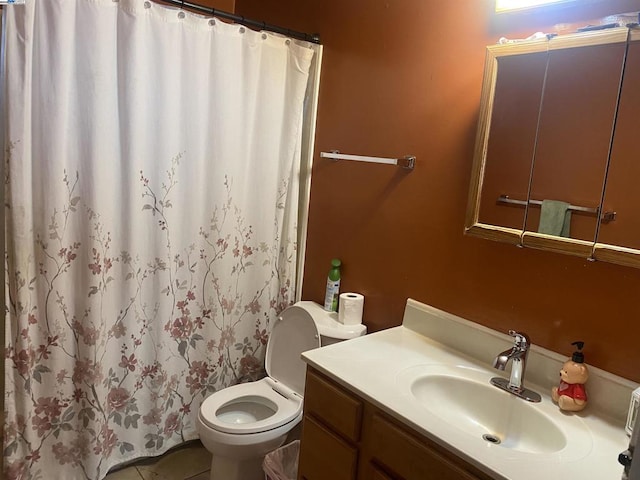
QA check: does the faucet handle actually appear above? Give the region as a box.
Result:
[508,330,530,349]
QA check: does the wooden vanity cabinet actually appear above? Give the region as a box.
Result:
[298,368,362,480]
[298,367,494,480]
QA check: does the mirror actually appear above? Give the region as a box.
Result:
[594,29,640,268]
[466,38,549,245]
[466,27,640,266]
[522,31,627,256]
[478,47,548,235]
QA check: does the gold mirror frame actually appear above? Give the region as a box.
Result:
[466,27,640,267]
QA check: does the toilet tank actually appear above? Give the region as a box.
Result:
[294,301,366,346]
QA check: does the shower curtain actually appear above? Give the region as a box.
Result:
[1,1,317,479]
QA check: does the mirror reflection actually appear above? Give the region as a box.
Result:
[478,49,548,232]
[595,31,640,267]
[523,36,626,244]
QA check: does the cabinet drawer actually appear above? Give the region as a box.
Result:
[298,415,358,480]
[368,413,492,480]
[304,369,363,442]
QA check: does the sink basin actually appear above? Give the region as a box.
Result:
[399,365,566,454]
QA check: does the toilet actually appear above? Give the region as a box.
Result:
[196,300,366,480]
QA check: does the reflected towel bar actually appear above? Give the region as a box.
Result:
[497,195,616,223]
[320,151,415,170]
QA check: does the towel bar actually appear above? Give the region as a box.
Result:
[497,195,616,223]
[320,151,415,170]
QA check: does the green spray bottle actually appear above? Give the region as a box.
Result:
[323,258,341,312]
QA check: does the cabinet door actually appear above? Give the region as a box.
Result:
[478,49,548,232]
[304,369,363,442]
[595,32,640,267]
[367,413,491,480]
[298,415,358,480]
[524,35,626,248]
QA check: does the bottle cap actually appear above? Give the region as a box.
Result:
[571,341,585,363]
[331,258,341,267]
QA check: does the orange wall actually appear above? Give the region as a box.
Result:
[235,0,640,383]
[199,0,235,12]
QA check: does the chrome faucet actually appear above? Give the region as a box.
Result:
[490,330,541,402]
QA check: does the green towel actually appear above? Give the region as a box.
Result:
[537,200,571,238]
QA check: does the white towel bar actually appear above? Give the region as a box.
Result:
[320,151,415,170]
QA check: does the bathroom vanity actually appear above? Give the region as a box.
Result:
[298,299,637,480]
[299,367,492,479]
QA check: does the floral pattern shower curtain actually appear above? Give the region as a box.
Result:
[2,1,314,479]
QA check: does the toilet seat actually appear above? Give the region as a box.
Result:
[199,377,302,434]
[199,304,320,435]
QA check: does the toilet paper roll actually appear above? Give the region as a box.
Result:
[338,293,364,325]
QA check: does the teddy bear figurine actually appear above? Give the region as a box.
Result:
[552,341,588,412]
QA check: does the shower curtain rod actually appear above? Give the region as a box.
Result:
[158,0,321,44]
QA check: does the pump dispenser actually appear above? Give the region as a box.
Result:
[552,341,589,412]
[571,341,585,363]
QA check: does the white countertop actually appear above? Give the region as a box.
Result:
[301,300,632,480]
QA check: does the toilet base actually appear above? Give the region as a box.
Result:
[210,454,264,480]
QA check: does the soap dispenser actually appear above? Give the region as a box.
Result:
[552,341,589,412]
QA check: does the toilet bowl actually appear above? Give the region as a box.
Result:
[196,301,366,480]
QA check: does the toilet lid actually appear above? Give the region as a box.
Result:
[266,305,320,395]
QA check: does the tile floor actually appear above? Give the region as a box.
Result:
[104,440,212,480]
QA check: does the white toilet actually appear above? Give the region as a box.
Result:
[196,301,366,480]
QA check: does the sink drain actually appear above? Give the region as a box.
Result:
[482,433,502,445]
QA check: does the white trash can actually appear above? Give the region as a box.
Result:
[262,440,300,480]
